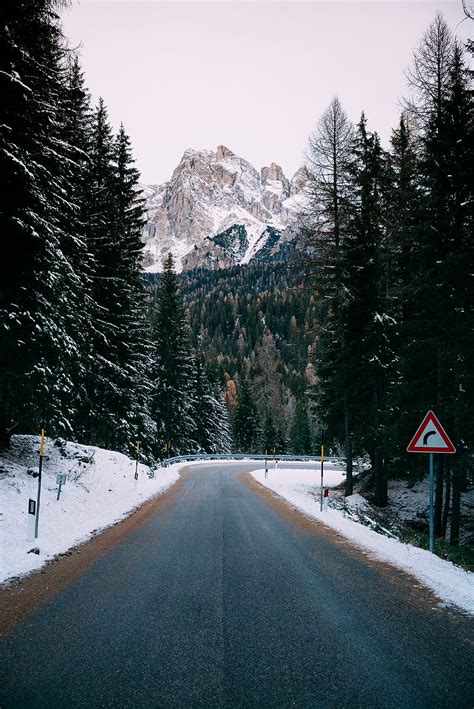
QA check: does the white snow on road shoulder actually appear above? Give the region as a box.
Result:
[0,435,182,584]
[251,466,474,615]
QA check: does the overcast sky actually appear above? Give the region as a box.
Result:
[61,1,471,184]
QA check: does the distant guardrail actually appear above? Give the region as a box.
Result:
[160,453,351,468]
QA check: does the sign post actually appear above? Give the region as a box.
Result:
[428,453,434,552]
[320,444,324,512]
[135,440,141,481]
[407,410,456,553]
[56,473,66,501]
[34,428,45,539]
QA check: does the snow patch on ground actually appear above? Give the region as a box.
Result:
[251,466,474,615]
[0,435,181,584]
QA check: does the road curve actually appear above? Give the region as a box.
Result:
[1,462,473,708]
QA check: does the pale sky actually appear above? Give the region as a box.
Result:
[61,1,472,184]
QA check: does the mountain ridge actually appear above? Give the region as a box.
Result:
[140,145,306,272]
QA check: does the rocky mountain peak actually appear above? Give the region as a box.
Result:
[140,147,304,272]
[290,166,309,195]
[261,162,285,183]
[216,144,234,160]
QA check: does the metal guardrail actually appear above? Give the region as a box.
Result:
[160,453,348,468]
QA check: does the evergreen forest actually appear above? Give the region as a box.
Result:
[0,0,230,460]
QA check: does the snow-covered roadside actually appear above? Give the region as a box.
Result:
[251,466,474,615]
[0,435,182,584]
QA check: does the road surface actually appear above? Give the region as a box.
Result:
[1,462,473,708]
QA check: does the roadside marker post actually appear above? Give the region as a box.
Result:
[34,428,45,539]
[28,499,36,541]
[56,473,66,501]
[264,450,268,479]
[320,444,324,512]
[133,440,141,490]
[135,440,141,481]
[407,410,456,553]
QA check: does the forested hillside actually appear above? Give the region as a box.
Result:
[146,261,319,454]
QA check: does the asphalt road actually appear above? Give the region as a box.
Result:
[1,463,473,709]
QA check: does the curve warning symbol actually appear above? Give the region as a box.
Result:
[407,410,456,454]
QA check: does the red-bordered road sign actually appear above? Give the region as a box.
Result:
[407,410,456,454]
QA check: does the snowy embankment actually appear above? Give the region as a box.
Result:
[0,435,181,584]
[251,464,474,615]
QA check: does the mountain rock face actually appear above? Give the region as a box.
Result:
[141,146,306,272]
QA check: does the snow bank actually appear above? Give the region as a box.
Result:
[0,435,181,584]
[251,466,474,615]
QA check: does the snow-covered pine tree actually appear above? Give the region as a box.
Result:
[343,114,395,506]
[81,98,125,449]
[441,42,473,544]
[400,15,455,468]
[81,104,152,453]
[191,356,231,454]
[150,253,196,457]
[58,56,96,440]
[111,124,154,455]
[0,0,86,443]
[403,16,473,541]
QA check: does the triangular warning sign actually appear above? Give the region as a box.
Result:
[407,410,456,454]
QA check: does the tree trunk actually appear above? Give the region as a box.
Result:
[0,417,8,449]
[344,395,353,496]
[374,448,387,507]
[450,458,466,546]
[373,374,387,507]
[0,375,13,449]
[434,456,444,536]
[441,463,451,537]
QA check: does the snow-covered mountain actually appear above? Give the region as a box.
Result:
[141,145,306,272]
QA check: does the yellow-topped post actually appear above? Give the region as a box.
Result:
[35,427,45,538]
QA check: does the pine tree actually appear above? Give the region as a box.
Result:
[0,0,84,443]
[343,114,394,506]
[253,330,284,432]
[403,16,473,541]
[111,124,154,454]
[59,56,96,440]
[305,97,355,494]
[151,253,196,457]
[192,357,231,453]
[289,401,312,455]
[82,98,124,448]
[233,376,260,453]
[263,410,278,454]
[436,42,473,543]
